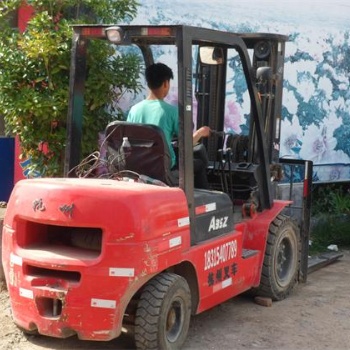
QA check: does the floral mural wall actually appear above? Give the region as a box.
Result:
[128,0,350,183]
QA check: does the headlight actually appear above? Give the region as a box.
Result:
[105,26,124,44]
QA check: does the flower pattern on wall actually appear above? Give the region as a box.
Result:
[128,0,350,182]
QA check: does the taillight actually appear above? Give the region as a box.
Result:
[81,27,105,38]
[140,27,172,36]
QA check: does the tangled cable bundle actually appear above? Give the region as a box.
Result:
[68,151,102,178]
[68,125,167,187]
[69,151,167,186]
[68,127,121,178]
[68,151,120,179]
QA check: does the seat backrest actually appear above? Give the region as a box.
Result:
[104,121,178,186]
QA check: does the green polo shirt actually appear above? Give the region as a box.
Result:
[127,99,179,168]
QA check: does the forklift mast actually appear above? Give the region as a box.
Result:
[195,34,287,165]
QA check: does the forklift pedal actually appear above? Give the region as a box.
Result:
[242,249,259,259]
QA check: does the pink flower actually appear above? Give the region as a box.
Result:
[224,100,242,134]
[299,124,337,163]
[316,164,350,182]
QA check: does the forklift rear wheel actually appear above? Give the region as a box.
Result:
[134,272,191,350]
[255,214,300,301]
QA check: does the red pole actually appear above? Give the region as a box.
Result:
[14,2,34,183]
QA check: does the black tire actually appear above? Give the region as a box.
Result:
[134,273,191,350]
[254,214,300,301]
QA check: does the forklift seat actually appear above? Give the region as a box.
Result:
[105,121,178,186]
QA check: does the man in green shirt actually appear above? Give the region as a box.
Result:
[127,63,210,188]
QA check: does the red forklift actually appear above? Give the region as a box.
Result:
[2,25,312,349]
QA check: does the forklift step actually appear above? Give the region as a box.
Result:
[242,249,259,259]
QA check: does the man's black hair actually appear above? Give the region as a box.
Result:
[145,63,174,90]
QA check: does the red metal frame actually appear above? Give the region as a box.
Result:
[14,3,34,184]
[2,178,289,340]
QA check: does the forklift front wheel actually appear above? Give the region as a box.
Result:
[134,272,191,350]
[255,214,300,301]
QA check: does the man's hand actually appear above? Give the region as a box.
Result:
[193,126,211,145]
